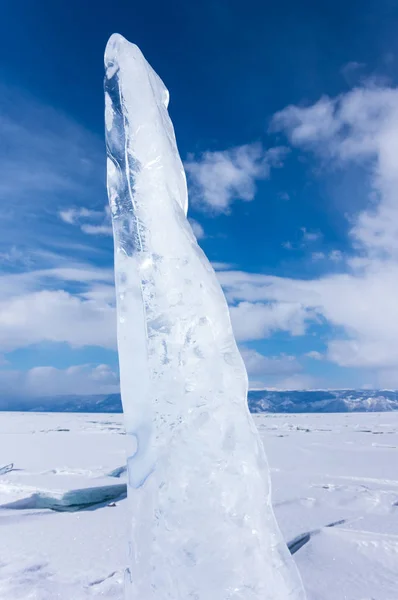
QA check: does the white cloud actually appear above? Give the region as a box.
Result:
[229,300,310,341]
[306,351,323,360]
[301,227,321,243]
[0,290,116,352]
[58,210,76,225]
[241,348,301,377]
[217,270,307,304]
[188,218,205,239]
[0,246,33,267]
[218,265,398,380]
[0,263,116,352]
[81,224,113,236]
[211,262,234,271]
[372,369,398,389]
[272,96,341,146]
[272,84,398,258]
[185,143,285,212]
[240,348,311,389]
[59,206,112,236]
[260,83,398,384]
[218,260,398,387]
[0,263,114,301]
[341,61,366,85]
[0,364,119,397]
[311,252,325,261]
[329,250,343,262]
[312,250,344,262]
[282,241,294,250]
[59,208,103,225]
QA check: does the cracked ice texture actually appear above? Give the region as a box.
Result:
[104,33,306,600]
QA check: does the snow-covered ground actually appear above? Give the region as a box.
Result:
[0,411,397,599]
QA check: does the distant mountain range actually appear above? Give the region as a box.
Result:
[2,389,398,413]
[248,389,398,413]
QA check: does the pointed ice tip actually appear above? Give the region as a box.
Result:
[105,33,126,58]
[105,33,141,65]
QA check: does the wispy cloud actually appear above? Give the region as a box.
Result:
[59,206,113,236]
[301,227,321,243]
[0,83,106,256]
[218,81,398,388]
[185,143,285,212]
[283,227,323,251]
[188,218,205,240]
[311,250,344,262]
[329,250,343,262]
[311,252,325,261]
[59,208,103,225]
[341,61,366,85]
[0,364,119,398]
[306,351,323,360]
[211,262,234,271]
[81,224,113,236]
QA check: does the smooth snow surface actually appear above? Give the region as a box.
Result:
[1,412,398,599]
[105,33,304,599]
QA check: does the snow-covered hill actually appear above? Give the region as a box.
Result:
[1,389,398,412]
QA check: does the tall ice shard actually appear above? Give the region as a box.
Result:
[105,33,306,600]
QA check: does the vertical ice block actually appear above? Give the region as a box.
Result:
[105,33,305,600]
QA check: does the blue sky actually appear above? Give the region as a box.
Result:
[1,0,398,396]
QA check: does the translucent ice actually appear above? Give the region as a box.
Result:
[105,33,306,600]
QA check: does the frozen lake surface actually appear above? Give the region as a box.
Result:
[0,411,397,599]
